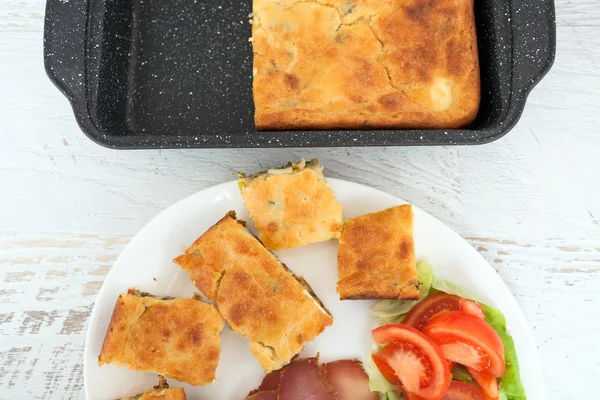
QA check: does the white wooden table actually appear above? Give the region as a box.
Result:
[1,0,599,398]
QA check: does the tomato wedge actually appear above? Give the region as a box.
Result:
[448,361,456,372]
[403,292,484,330]
[461,300,485,320]
[443,381,486,400]
[372,324,451,400]
[467,367,499,399]
[372,351,401,385]
[401,389,428,400]
[423,311,505,377]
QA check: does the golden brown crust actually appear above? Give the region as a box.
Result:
[173,212,334,372]
[337,205,419,300]
[121,375,187,400]
[121,376,187,400]
[173,211,241,300]
[136,387,186,400]
[98,290,224,386]
[121,388,186,400]
[252,0,479,130]
[238,159,343,250]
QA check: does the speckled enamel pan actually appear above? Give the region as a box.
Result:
[44,0,555,148]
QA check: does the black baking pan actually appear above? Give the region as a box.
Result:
[43,0,555,149]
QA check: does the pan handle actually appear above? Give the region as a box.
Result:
[43,0,88,107]
[511,0,556,95]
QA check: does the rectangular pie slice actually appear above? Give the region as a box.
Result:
[174,211,334,372]
[252,0,479,130]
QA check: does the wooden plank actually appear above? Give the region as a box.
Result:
[555,0,600,26]
[469,237,600,399]
[0,233,124,399]
[0,338,84,399]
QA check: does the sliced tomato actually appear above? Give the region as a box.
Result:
[401,388,428,400]
[423,311,505,377]
[460,300,485,320]
[382,386,429,400]
[447,361,456,372]
[372,324,451,400]
[443,381,486,400]
[403,293,484,330]
[467,367,499,399]
[372,351,401,385]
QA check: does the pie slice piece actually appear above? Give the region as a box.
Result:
[237,158,343,251]
[337,204,419,300]
[174,211,334,372]
[251,0,480,130]
[174,211,333,372]
[98,289,224,386]
[119,376,187,400]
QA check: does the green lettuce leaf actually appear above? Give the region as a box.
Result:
[382,391,404,400]
[369,261,434,322]
[430,275,475,299]
[481,303,507,332]
[479,305,526,400]
[498,330,527,399]
[452,365,473,383]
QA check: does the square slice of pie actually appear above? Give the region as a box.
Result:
[98,289,224,386]
[337,204,419,300]
[237,159,343,250]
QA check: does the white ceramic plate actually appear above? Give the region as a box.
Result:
[84,179,543,400]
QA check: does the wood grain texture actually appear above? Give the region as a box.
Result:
[1,0,599,399]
